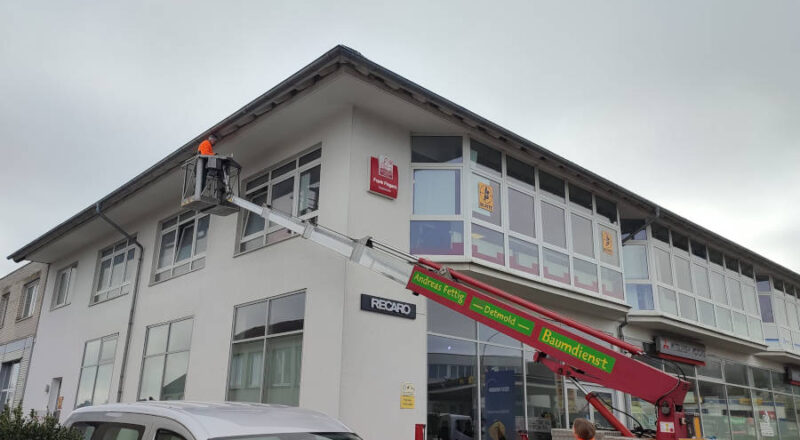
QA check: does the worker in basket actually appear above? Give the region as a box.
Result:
[573,418,596,440]
[198,134,218,155]
[197,135,223,199]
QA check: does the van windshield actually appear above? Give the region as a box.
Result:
[213,434,361,440]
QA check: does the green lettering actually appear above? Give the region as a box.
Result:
[537,327,616,373]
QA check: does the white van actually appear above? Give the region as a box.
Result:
[64,401,362,440]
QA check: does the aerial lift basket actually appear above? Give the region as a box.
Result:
[180,154,242,216]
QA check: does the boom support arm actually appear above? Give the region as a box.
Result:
[183,156,694,440]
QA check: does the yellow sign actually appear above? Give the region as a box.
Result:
[602,230,614,255]
[401,395,415,409]
[478,182,494,212]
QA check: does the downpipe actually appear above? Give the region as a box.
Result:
[96,202,144,403]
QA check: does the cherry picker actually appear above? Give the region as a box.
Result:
[181,154,700,440]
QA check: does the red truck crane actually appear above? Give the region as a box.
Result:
[181,155,700,440]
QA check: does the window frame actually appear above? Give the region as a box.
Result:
[226,290,306,404]
[91,238,138,305]
[152,211,211,284]
[52,262,78,310]
[17,279,39,320]
[236,145,322,255]
[75,334,119,408]
[137,317,194,402]
[0,292,9,328]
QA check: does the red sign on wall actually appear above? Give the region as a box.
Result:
[369,156,398,199]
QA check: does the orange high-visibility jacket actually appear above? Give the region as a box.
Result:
[198,139,214,155]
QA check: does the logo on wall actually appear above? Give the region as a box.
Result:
[369,156,399,199]
[478,182,494,213]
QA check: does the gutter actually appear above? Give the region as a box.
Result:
[95,202,144,403]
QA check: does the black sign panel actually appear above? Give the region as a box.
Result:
[786,366,800,384]
[361,294,416,319]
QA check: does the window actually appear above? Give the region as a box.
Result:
[571,214,594,258]
[598,226,619,266]
[139,318,193,401]
[678,293,697,321]
[229,292,305,406]
[623,245,648,279]
[538,171,565,200]
[506,156,535,188]
[53,263,77,308]
[651,224,670,244]
[626,284,654,310]
[411,221,464,255]
[471,174,502,226]
[18,279,38,319]
[542,202,566,248]
[674,257,692,292]
[471,224,504,265]
[94,238,137,304]
[692,264,710,299]
[658,287,678,315]
[654,248,673,285]
[0,361,20,407]
[708,248,723,267]
[156,430,187,440]
[154,211,209,282]
[508,189,535,238]
[469,139,502,174]
[413,170,460,215]
[621,219,647,241]
[690,240,707,259]
[73,423,144,440]
[542,248,570,284]
[509,238,539,275]
[0,293,8,327]
[239,147,321,253]
[698,300,715,326]
[76,335,118,408]
[412,136,462,163]
[671,231,689,252]
[568,184,593,211]
[595,196,617,224]
[573,258,598,292]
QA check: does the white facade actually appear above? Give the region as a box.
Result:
[12,46,800,440]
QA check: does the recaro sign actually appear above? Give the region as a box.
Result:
[360,294,416,319]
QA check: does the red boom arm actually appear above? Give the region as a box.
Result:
[409,261,691,440]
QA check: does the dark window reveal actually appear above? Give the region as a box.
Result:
[690,240,707,259]
[671,231,689,252]
[568,184,593,210]
[538,171,565,199]
[708,248,723,266]
[506,156,535,187]
[651,224,670,244]
[595,196,618,224]
[725,257,739,273]
[469,139,502,173]
[774,279,785,292]
[411,136,463,163]
[621,219,647,241]
[740,262,754,279]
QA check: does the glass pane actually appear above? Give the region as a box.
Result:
[542,248,570,285]
[725,363,748,386]
[508,238,539,275]
[679,293,698,321]
[75,366,97,408]
[651,224,670,244]
[162,352,190,400]
[621,219,647,241]
[471,224,505,265]
[100,337,117,363]
[571,214,594,258]
[752,368,771,389]
[411,136,462,163]
[506,156,535,188]
[410,221,464,255]
[427,299,476,339]
[139,355,165,401]
[742,284,758,315]
[757,276,771,293]
[479,323,521,348]
[268,293,306,334]
[573,258,598,292]
[595,196,617,224]
[55,270,69,305]
[623,245,648,280]
[168,319,193,352]
[698,381,732,440]
[717,307,733,331]
[508,189,535,238]
[109,253,126,287]
[568,184,593,211]
[158,231,177,269]
[472,174,502,226]
[697,358,723,378]
[298,148,321,166]
[732,312,748,337]
[728,278,744,310]
[601,267,624,300]
[759,296,774,322]
[469,139,501,173]
[271,161,296,180]
[776,393,799,440]
[92,363,113,405]
[146,325,169,356]
[726,385,756,440]
[709,248,724,267]
[672,231,689,252]
[698,300,716,326]
[242,190,268,237]
[749,318,763,343]
[525,360,563,434]
[263,334,303,406]
[194,216,209,255]
[626,284,654,310]
[270,177,294,219]
[541,202,566,248]
[84,340,102,366]
[538,171,565,200]
[234,301,267,341]
[174,222,195,263]
[659,287,678,315]
[692,264,711,299]
[675,257,692,292]
[691,240,707,259]
[480,345,524,440]
[773,371,791,393]
[297,165,320,216]
[228,340,264,402]
[711,271,728,304]
[413,170,461,215]
[427,335,478,440]
[124,250,136,282]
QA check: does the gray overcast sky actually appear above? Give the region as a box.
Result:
[1,1,798,276]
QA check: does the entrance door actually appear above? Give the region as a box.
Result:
[565,382,618,430]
